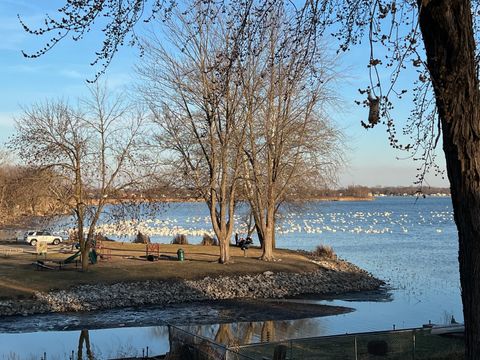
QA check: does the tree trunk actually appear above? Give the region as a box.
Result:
[218,233,231,264]
[272,216,276,249]
[81,240,90,271]
[255,222,265,248]
[76,209,89,272]
[261,205,275,261]
[418,1,480,358]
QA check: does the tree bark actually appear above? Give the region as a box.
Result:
[218,230,231,264]
[261,205,275,261]
[418,1,480,357]
[255,222,265,248]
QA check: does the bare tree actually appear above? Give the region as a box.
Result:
[137,8,248,263]
[9,167,66,216]
[1,156,71,229]
[241,5,342,260]
[10,83,147,270]
[0,149,68,224]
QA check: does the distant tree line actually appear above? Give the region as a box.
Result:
[365,186,450,196]
[311,185,450,198]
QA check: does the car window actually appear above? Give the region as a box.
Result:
[44,232,51,236]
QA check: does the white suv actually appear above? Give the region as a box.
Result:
[24,230,63,246]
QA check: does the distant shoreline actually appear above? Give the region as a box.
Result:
[311,196,374,202]
[98,194,451,204]
[98,195,376,204]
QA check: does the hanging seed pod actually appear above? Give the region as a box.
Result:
[368,93,380,126]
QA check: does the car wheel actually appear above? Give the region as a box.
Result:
[53,238,60,245]
[30,239,37,246]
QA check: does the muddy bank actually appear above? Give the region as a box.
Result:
[0,298,354,333]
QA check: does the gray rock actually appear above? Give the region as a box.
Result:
[0,262,385,317]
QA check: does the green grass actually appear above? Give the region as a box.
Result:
[0,243,320,299]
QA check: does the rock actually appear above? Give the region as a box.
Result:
[0,260,384,317]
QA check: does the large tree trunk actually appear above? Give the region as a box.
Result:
[80,235,91,271]
[218,231,231,264]
[76,207,89,272]
[418,1,480,358]
[261,205,275,261]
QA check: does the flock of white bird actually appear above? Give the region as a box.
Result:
[92,210,454,240]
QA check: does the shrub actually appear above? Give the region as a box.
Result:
[201,233,218,246]
[312,244,336,260]
[171,233,188,245]
[133,231,150,244]
[94,233,114,242]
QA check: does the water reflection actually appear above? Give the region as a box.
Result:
[77,330,93,360]
[0,304,460,360]
[177,317,329,346]
[0,327,169,360]
[0,317,328,359]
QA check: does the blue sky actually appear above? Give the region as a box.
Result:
[0,1,449,188]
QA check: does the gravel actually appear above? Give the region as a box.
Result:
[0,260,384,317]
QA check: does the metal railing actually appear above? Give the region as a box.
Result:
[167,325,256,360]
[233,328,464,360]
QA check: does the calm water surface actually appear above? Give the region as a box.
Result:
[0,197,461,358]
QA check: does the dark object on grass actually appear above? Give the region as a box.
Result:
[146,254,155,262]
[172,234,188,245]
[34,260,58,271]
[201,234,218,246]
[367,340,388,356]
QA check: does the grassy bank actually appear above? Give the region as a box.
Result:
[0,242,323,300]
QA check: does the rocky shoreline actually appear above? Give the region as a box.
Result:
[0,261,384,317]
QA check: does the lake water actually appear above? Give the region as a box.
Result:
[0,197,462,359]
